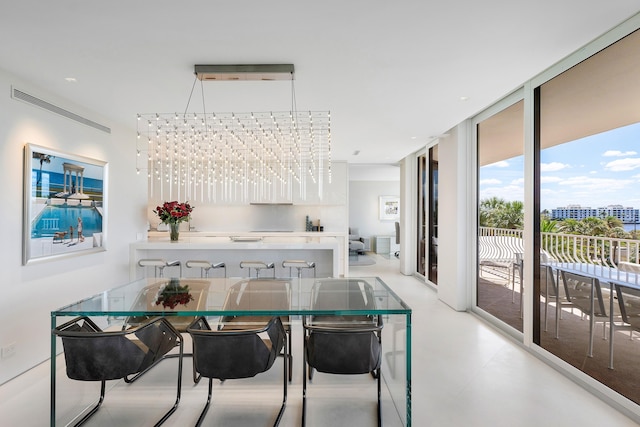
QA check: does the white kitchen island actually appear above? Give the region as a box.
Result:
[130,231,347,279]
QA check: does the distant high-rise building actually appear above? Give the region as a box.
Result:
[551,204,639,224]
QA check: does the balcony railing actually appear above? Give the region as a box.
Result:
[479,226,640,282]
[541,231,640,267]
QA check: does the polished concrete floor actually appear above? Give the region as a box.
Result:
[1,253,638,426]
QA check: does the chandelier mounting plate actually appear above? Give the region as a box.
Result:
[194,64,295,81]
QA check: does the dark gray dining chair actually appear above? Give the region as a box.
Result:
[187,316,287,427]
[122,279,210,383]
[218,279,293,381]
[53,316,183,427]
[302,279,383,427]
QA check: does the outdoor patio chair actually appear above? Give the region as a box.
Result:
[559,270,609,357]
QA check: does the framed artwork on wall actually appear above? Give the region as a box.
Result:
[23,144,108,265]
[379,195,400,221]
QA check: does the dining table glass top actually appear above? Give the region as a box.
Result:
[53,276,411,318]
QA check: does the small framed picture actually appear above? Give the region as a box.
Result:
[379,196,400,221]
[23,144,108,265]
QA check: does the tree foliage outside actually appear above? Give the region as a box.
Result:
[479,197,524,230]
[480,197,638,240]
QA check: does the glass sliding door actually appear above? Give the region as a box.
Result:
[536,28,640,405]
[476,100,525,332]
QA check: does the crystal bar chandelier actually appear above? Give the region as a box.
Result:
[136,64,331,204]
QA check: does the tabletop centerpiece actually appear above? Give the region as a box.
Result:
[153,200,193,241]
[155,278,194,309]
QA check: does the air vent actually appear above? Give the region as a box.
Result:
[11,87,111,134]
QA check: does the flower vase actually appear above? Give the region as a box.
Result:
[169,223,180,241]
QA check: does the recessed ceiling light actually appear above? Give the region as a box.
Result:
[353,150,360,156]
[410,136,417,140]
[64,77,77,82]
[459,96,469,101]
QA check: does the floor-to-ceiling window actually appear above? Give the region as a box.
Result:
[417,146,439,284]
[428,145,438,284]
[476,100,525,332]
[536,28,640,405]
[417,153,427,277]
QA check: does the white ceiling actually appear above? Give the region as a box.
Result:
[1,1,638,164]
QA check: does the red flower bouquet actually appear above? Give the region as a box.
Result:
[153,201,193,224]
[155,279,194,309]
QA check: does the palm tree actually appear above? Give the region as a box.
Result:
[580,217,608,236]
[32,152,52,195]
[557,218,581,234]
[479,197,506,228]
[493,200,524,229]
[603,215,623,230]
[540,217,558,233]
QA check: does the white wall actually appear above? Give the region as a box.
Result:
[0,68,144,384]
[348,164,400,241]
[434,124,470,311]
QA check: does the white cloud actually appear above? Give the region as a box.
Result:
[558,175,633,190]
[603,150,637,157]
[540,162,569,172]
[479,184,523,201]
[541,176,562,183]
[485,160,510,168]
[511,178,524,185]
[604,158,640,172]
[480,178,501,185]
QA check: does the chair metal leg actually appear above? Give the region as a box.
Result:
[72,380,106,427]
[377,367,382,427]
[123,337,183,425]
[274,335,287,427]
[154,338,183,426]
[302,333,308,427]
[287,327,293,382]
[195,378,214,427]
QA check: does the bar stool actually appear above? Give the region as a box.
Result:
[282,260,316,278]
[185,260,226,278]
[138,258,182,277]
[239,261,275,278]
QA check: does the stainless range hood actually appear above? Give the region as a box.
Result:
[249,202,294,206]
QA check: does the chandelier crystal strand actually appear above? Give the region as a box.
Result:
[138,111,331,204]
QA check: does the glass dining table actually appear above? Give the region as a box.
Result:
[51,276,412,426]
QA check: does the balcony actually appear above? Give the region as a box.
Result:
[478,226,640,405]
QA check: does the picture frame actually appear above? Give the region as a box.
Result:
[23,144,108,265]
[379,195,400,221]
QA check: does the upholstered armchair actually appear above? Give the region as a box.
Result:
[348,227,366,255]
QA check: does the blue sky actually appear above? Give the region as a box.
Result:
[479,122,640,211]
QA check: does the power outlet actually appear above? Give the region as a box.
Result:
[1,342,16,359]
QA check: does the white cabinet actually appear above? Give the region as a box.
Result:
[375,235,392,254]
[361,237,372,252]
